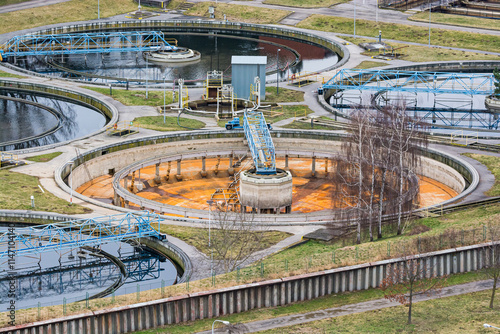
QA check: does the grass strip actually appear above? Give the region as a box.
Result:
[343,37,500,62]
[410,11,500,31]
[298,15,500,53]
[256,287,498,333]
[262,0,348,8]
[25,152,62,162]
[463,153,500,196]
[353,60,389,69]
[0,0,138,35]
[0,168,90,214]
[132,116,205,131]
[158,224,292,258]
[185,2,291,24]
[264,86,304,103]
[83,86,173,107]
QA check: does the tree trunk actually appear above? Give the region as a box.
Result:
[490,275,498,309]
[397,153,404,235]
[369,160,376,242]
[408,283,413,324]
[378,169,387,239]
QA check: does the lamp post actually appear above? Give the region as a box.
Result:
[276,48,280,95]
[484,324,500,330]
[212,320,230,333]
[98,0,100,19]
[428,0,432,47]
[163,76,166,124]
[145,56,149,99]
[353,0,357,38]
[69,162,74,205]
[207,200,214,279]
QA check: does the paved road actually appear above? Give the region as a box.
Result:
[0,0,71,13]
[197,279,495,333]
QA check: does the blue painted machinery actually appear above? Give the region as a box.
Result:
[0,211,164,259]
[0,31,177,60]
[321,69,494,96]
[243,111,276,175]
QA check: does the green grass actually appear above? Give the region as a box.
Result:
[0,0,138,35]
[262,0,348,8]
[0,69,25,78]
[0,0,31,6]
[463,153,500,196]
[256,288,498,333]
[262,105,314,123]
[0,169,91,214]
[410,11,500,31]
[284,116,341,130]
[158,224,292,258]
[133,271,488,334]
[298,15,500,53]
[265,86,304,103]
[132,116,205,131]
[185,2,291,24]
[343,37,500,62]
[354,60,389,69]
[25,152,62,163]
[83,87,173,107]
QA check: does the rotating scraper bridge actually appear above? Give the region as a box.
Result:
[0,31,177,60]
[321,69,498,129]
[0,212,163,259]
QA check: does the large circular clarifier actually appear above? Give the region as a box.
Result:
[239,168,293,214]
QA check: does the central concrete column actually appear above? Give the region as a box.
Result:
[176,159,183,181]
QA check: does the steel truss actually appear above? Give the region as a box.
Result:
[0,211,163,259]
[0,254,161,302]
[243,111,276,174]
[0,31,177,58]
[322,69,494,96]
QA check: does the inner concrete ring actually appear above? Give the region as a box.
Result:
[58,130,479,225]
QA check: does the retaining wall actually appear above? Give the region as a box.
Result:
[2,242,496,334]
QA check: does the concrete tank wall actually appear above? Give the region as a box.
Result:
[419,155,466,193]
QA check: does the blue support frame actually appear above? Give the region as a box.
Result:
[243,111,276,175]
[322,69,494,96]
[0,211,163,259]
[0,31,177,59]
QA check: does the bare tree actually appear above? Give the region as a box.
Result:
[484,225,500,309]
[201,207,267,273]
[385,102,426,235]
[380,256,446,324]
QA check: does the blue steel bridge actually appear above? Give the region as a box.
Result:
[322,69,498,129]
[0,211,163,259]
[322,69,495,96]
[0,31,177,60]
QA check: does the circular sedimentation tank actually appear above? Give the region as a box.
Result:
[69,133,468,222]
[7,22,342,85]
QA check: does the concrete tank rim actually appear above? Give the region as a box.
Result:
[54,131,479,223]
